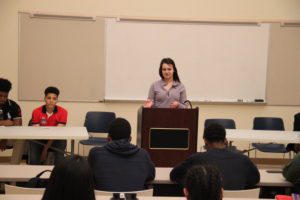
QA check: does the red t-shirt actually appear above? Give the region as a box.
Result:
[31,105,67,126]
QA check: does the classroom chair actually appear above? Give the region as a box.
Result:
[78,111,116,156]
[251,117,289,157]
[204,118,236,129]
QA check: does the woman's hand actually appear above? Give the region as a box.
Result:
[143,99,153,108]
[170,101,180,108]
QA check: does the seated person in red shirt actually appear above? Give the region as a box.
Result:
[30,86,68,165]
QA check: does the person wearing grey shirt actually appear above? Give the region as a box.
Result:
[144,58,187,108]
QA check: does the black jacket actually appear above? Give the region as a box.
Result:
[88,139,155,191]
[170,148,260,190]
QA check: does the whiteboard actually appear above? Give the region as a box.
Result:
[105,18,270,102]
[19,13,105,102]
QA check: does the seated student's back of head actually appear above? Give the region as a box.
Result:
[42,155,95,200]
[108,118,131,140]
[184,165,223,200]
[203,123,226,143]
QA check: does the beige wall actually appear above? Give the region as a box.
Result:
[1,0,300,157]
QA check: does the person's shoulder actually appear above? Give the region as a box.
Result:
[290,152,300,163]
[152,79,164,86]
[137,147,148,155]
[172,81,185,90]
[89,146,106,156]
[56,105,68,113]
[206,148,241,159]
[174,81,185,88]
[295,152,300,159]
[7,99,19,106]
[227,149,253,162]
[6,99,21,110]
[186,152,205,160]
[221,148,244,156]
[88,146,106,163]
[136,147,154,158]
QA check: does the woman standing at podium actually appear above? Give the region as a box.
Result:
[144,58,187,108]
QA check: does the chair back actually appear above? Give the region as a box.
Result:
[84,112,116,133]
[204,119,236,129]
[94,188,153,196]
[5,184,45,194]
[223,188,260,198]
[253,117,284,130]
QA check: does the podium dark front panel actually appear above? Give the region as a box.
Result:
[149,128,190,150]
[137,107,199,167]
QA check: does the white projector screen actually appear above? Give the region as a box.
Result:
[19,13,105,102]
[105,18,270,102]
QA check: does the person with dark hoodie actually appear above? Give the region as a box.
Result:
[88,117,155,192]
[170,123,260,190]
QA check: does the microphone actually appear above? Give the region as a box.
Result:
[184,100,193,109]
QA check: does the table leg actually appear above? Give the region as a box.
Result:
[10,140,25,164]
[71,140,74,156]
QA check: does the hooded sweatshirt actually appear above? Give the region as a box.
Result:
[88,139,155,191]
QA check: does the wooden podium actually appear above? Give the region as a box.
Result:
[137,107,199,167]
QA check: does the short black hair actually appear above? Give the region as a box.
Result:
[184,164,223,200]
[0,78,12,93]
[42,155,95,200]
[108,118,131,140]
[203,123,226,143]
[44,86,60,96]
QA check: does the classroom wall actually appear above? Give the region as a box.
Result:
[1,0,300,157]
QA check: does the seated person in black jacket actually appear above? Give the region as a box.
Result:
[88,118,155,192]
[170,123,260,190]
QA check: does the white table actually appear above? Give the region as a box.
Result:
[258,169,293,187]
[153,167,293,187]
[0,195,268,200]
[226,129,300,143]
[0,126,89,163]
[0,165,292,187]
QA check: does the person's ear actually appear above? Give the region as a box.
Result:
[183,188,190,199]
[107,135,112,142]
[224,139,229,146]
